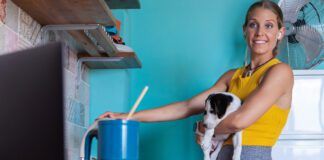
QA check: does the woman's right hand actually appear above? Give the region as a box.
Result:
[98,111,127,119]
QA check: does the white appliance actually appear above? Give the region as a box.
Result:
[272,70,324,159]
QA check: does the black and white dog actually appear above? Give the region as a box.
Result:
[200,92,242,160]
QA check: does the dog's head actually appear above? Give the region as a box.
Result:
[203,92,240,129]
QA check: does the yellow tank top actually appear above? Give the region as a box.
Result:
[224,58,290,146]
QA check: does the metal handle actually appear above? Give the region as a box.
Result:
[80,120,99,160]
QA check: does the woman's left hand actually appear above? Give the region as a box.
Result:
[195,121,206,145]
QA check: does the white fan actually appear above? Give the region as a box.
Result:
[277,0,324,69]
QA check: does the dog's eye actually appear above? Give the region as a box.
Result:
[210,110,215,114]
[203,111,207,115]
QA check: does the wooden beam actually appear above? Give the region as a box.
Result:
[12,0,117,26]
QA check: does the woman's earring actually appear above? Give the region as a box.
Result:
[277,32,282,40]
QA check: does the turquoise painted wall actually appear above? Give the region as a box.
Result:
[314,62,324,69]
[89,69,131,156]
[90,70,130,119]
[87,0,297,159]
[124,1,253,159]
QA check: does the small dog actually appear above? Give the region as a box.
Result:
[200,92,242,160]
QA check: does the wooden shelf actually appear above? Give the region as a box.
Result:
[12,0,142,69]
[12,0,116,26]
[105,0,141,9]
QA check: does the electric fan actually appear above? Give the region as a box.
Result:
[277,0,324,69]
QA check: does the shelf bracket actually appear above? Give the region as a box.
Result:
[75,57,124,98]
[41,24,118,56]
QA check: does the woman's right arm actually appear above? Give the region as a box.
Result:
[99,69,236,122]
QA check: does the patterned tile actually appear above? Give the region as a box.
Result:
[81,82,90,106]
[78,81,90,126]
[18,7,41,45]
[0,23,18,54]
[64,69,77,99]
[0,0,6,23]
[4,0,18,32]
[1,1,91,159]
[65,97,86,127]
[65,122,87,160]
[68,45,78,74]
[81,65,90,83]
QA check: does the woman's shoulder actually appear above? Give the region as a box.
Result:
[221,68,241,85]
[268,62,293,76]
[263,62,294,86]
[224,66,247,76]
[223,68,239,78]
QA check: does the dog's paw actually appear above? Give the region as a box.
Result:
[201,142,212,151]
[204,156,211,160]
[201,139,211,150]
[232,154,240,160]
[210,151,218,160]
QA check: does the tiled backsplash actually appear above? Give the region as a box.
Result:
[1,0,89,159]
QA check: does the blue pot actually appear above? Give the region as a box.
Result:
[80,119,139,160]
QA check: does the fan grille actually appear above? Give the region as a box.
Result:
[278,0,324,69]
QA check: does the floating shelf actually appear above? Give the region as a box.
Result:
[12,0,117,26]
[105,0,141,9]
[12,0,141,69]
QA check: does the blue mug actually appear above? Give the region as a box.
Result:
[80,118,139,160]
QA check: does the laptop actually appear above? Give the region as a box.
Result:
[0,42,65,160]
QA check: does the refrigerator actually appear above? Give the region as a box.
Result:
[272,70,324,159]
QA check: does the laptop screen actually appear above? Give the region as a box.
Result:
[0,42,65,160]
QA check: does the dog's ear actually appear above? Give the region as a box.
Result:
[212,94,226,118]
[225,95,233,103]
[214,94,235,119]
[206,94,215,101]
[205,94,216,107]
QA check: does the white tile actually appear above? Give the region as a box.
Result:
[4,0,19,32]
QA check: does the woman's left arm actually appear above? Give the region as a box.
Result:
[214,63,294,134]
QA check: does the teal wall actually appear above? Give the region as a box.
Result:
[90,70,130,118]
[314,62,324,69]
[87,0,300,159]
[89,70,131,156]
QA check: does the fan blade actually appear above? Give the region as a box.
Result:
[278,0,310,23]
[280,36,305,69]
[278,37,289,63]
[295,25,324,63]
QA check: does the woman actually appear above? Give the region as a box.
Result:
[99,0,293,159]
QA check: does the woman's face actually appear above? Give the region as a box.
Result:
[244,8,284,57]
